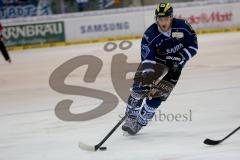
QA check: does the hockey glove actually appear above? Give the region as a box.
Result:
[165,53,186,70]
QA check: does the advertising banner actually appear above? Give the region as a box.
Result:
[3,21,65,47]
[144,3,240,30]
[64,12,144,41]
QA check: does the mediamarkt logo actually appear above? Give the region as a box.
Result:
[177,11,233,25]
[3,22,64,39]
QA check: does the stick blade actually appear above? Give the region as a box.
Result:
[204,138,221,145]
[78,142,96,151]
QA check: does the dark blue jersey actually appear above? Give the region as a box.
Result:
[141,18,198,65]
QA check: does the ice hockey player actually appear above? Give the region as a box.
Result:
[0,22,11,63]
[122,2,198,135]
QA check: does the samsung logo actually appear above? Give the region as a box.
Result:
[80,22,130,34]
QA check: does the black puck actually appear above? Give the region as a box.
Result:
[99,146,107,151]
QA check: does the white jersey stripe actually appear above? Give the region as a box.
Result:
[183,48,192,60]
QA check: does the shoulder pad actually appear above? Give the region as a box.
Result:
[173,18,194,32]
[143,23,159,43]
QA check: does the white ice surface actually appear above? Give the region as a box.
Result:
[0,32,239,160]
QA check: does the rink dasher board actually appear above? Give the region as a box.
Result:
[6,27,240,52]
[2,2,240,50]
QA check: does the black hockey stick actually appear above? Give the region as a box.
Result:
[78,86,154,151]
[78,68,169,151]
[78,87,152,152]
[78,115,127,151]
[0,40,11,63]
[204,126,240,145]
[78,86,155,152]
